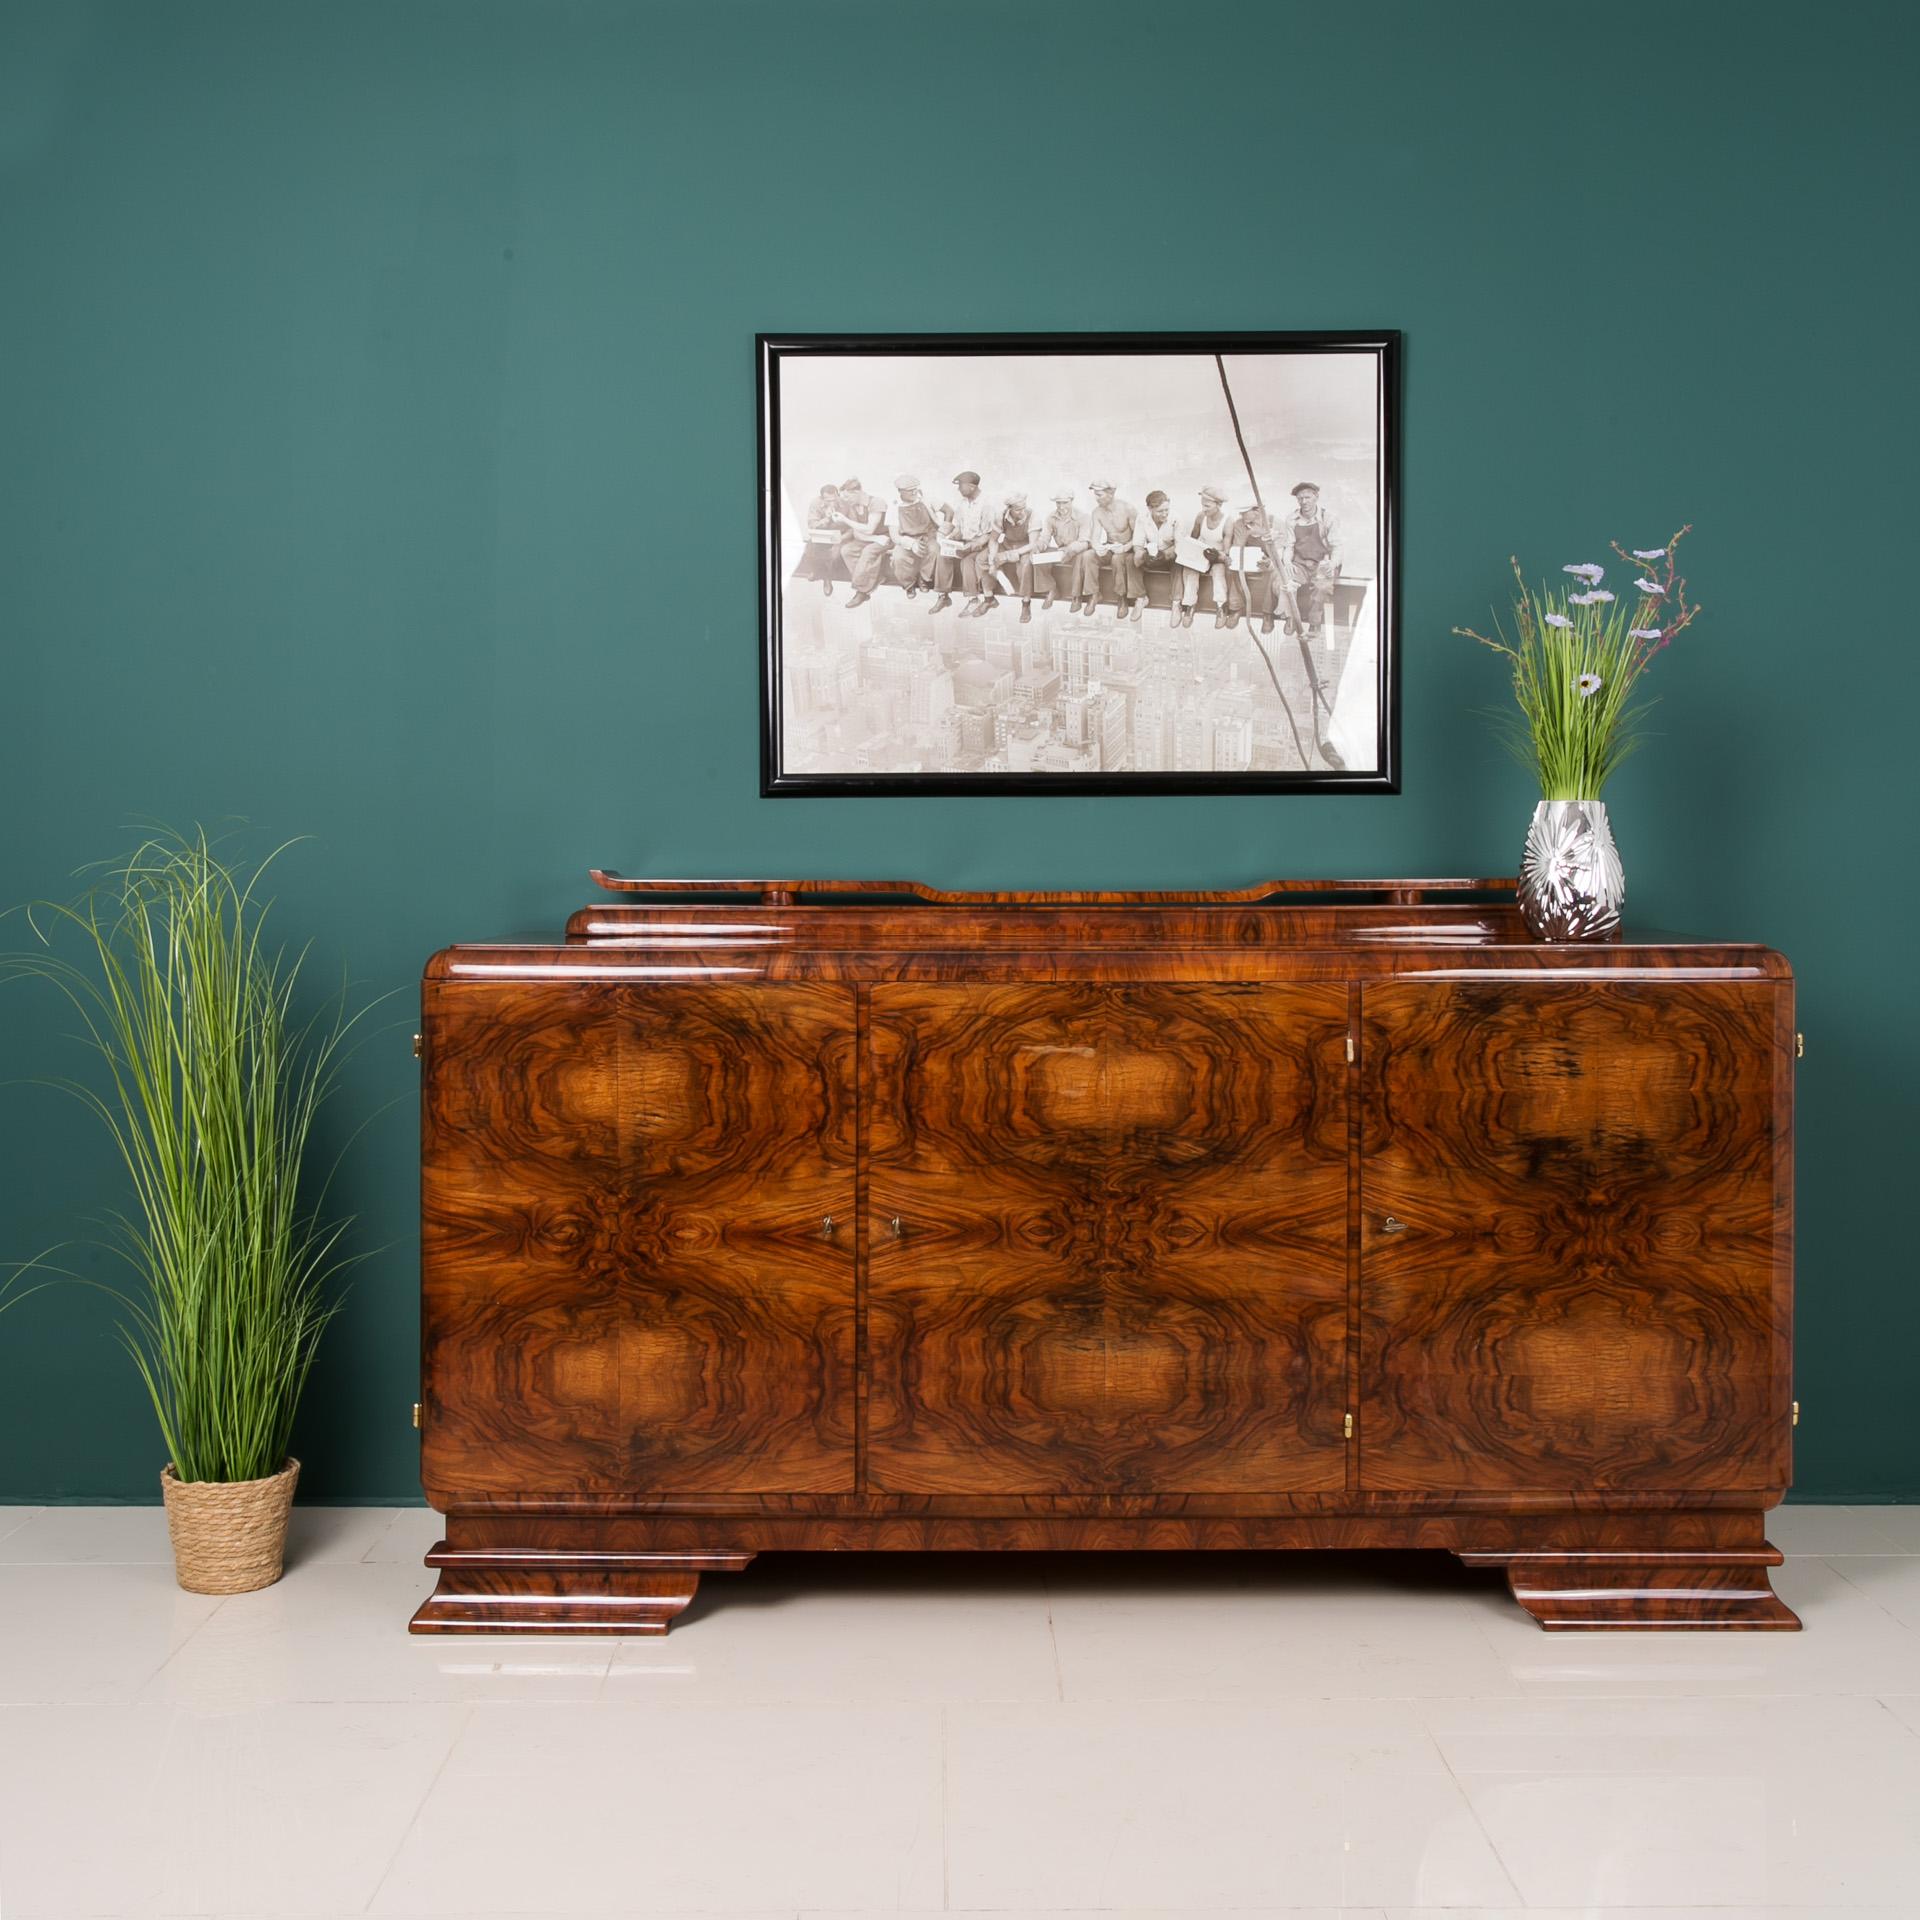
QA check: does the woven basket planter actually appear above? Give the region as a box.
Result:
[160,1457,300,1594]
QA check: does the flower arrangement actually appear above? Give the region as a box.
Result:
[1455,525,1700,801]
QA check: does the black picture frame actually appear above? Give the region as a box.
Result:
[758,330,1400,797]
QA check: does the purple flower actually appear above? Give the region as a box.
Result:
[1568,589,1615,605]
[1577,672,1604,697]
[1562,563,1605,584]
[1543,612,1572,629]
[1632,547,1667,561]
[1635,579,1666,596]
[1629,627,1662,642]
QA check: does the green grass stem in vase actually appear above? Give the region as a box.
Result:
[1454,526,1701,802]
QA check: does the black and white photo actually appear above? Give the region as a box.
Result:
[758,332,1399,795]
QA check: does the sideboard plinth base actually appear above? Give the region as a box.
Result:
[403,1510,1798,1634]
[1458,1546,1801,1631]
[409,1544,756,1635]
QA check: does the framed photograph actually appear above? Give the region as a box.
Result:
[758,330,1400,796]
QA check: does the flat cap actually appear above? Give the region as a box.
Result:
[953,469,981,486]
[1290,480,1320,496]
[1004,489,1029,507]
[895,473,921,492]
[840,476,862,492]
[1088,477,1114,491]
[1198,484,1228,503]
[1051,486,1076,501]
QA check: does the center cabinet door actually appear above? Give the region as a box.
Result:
[422,980,857,1499]
[865,981,1352,1494]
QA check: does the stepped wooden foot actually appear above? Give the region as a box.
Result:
[1459,1546,1800,1631]
[410,1544,755,1635]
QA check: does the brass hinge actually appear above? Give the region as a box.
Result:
[1795,1031,1804,1059]
[1343,1412,1354,1440]
[1791,1400,1800,1427]
[1345,1034,1356,1064]
[412,1032,423,1059]
[411,1401,422,1430]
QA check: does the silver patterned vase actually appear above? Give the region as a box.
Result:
[1518,798,1625,942]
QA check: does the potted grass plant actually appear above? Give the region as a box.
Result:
[3,830,370,1592]
[1455,526,1701,941]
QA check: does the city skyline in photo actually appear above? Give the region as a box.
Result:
[780,576,1373,778]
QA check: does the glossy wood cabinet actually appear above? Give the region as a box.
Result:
[421,980,857,1498]
[865,981,1352,1496]
[412,878,1797,1634]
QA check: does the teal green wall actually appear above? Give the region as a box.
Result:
[3,0,1915,1502]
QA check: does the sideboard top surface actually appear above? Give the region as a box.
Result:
[424,927,1793,986]
[422,876,1791,983]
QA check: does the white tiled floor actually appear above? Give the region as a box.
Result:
[0,1506,1917,1917]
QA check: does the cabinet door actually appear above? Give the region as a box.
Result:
[422,981,857,1497]
[866,982,1351,1494]
[1358,980,1790,1491]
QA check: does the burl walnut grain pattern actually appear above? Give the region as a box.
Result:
[1358,981,1789,1495]
[864,983,1351,1494]
[420,981,857,1502]
[412,884,1798,1636]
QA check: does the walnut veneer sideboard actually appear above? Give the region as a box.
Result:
[411,876,1798,1634]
